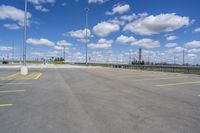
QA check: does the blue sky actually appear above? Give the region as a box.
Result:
[0,0,200,64]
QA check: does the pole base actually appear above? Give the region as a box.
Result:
[20,66,28,75]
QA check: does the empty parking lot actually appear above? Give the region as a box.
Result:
[0,66,200,133]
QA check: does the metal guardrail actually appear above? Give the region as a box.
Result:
[75,62,200,75]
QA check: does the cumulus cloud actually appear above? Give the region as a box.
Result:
[188,48,200,53]
[3,23,20,30]
[120,14,135,22]
[53,45,67,50]
[28,0,56,4]
[165,43,178,48]
[68,29,91,39]
[116,35,136,44]
[0,5,32,29]
[35,5,49,12]
[93,21,120,37]
[108,17,126,26]
[124,13,190,35]
[131,38,160,49]
[31,51,60,57]
[56,40,72,46]
[0,46,13,51]
[106,4,130,15]
[166,46,186,54]
[166,35,178,41]
[185,40,200,48]
[88,38,113,49]
[28,0,56,12]
[88,0,108,4]
[194,28,200,33]
[27,38,54,46]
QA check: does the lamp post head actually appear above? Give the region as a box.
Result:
[85,7,90,12]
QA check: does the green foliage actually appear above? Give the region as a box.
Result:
[54,57,64,61]
[131,60,145,65]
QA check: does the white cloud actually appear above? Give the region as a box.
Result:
[106,4,130,15]
[28,0,56,4]
[0,5,32,28]
[188,48,200,53]
[56,40,72,46]
[185,40,200,48]
[120,14,135,22]
[194,28,200,33]
[108,17,126,26]
[3,23,20,30]
[31,51,60,57]
[131,38,160,49]
[187,53,197,58]
[116,35,136,44]
[93,21,120,37]
[166,46,186,53]
[28,0,55,12]
[88,38,113,49]
[166,35,178,41]
[35,5,48,12]
[54,45,66,50]
[165,43,178,48]
[27,38,54,46]
[68,29,91,39]
[0,46,13,51]
[124,13,190,35]
[88,0,108,4]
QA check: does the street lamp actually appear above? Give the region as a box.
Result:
[63,46,66,63]
[21,0,28,75]
[85,7,89,65]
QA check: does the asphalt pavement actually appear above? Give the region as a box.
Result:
[0,66,200,133]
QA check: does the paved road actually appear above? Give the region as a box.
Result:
[0,67,200,133]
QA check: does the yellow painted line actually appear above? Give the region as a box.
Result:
[198,94,200,97]
[133,76,188,81]
[34,73,42,79]
[0,104,14,107]
[0,72,42,80]
[5,83,32,85]
[0,90,27,93]
[156,81,200,87]
[7,73,20,78]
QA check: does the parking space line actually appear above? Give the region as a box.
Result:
[34,73,42,79]
[0,90,27,93]
[7,82,32,85]
[155,81,200,87]
[0,104,14,107]
[0,72,42,80]
[133,76,188,81]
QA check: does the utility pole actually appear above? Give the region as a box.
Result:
[129,51,131,64]
[139,48,142,62]
[23,0,27,66]
[183,49,185,65]
[85,7,89,65]
[174,56,176,65]
[21,0,28,75]
[70,46,73,63]
[63,46,66,62]
[12,41,14,64]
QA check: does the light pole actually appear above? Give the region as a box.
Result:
[63,46,66,62]
[12,41,14,64]
[183,49,185,65]
[85,7,89,65]
[21,0,28,75]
